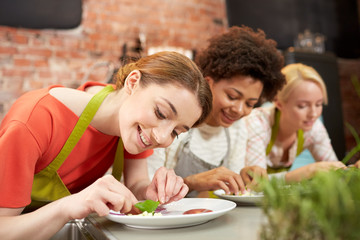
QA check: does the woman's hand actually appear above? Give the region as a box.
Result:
[285,161,347,183]
[0,175,138,240]
[354,160,360,168]
[240,166,268,190]
[184,166,245,195]
[145,167,188,204]
[61,175,138,220]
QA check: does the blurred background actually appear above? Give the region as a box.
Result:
[0,0,359,163]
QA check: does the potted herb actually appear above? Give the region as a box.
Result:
[259,168,360,240]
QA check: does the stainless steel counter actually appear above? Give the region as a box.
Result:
[90,205,265,240]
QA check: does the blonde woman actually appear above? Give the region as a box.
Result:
[243,63,346,183]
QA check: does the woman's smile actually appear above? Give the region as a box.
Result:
[138,126,152,147]
[221,109,237,125]
[302,119,316,129]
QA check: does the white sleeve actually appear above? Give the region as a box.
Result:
[227,119,247,173]
[243,109,272,169]
[146,148,166,180]
[306,119,339,162]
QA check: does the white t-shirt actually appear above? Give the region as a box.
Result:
[147,120,247,179]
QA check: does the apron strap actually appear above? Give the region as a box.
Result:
[45,85,115,173]
[266,109,305,173]
[112,139,124,181]
[267,165,291,174]
[296,129,304,156]
[266,109,280,156]
[266,109,304,156]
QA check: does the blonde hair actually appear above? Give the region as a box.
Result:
[113,51,212,127]
[277,63,328,105]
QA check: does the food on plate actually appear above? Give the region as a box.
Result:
[131,200,161,216]
[135,200,160,213]
[237,190,254,196]
[129,211,163,216]
[228,188,262,196]
[128,200,215,216]
[183,209,213,215]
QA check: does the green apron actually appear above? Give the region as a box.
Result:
[28,85,124,210]
[266,109,304,174]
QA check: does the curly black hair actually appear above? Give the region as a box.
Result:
[195,25,285,103]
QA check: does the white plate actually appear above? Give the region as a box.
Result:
[213,189,264,205]
[106,198,236,229]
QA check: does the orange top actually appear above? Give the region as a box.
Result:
[0,82,153,208]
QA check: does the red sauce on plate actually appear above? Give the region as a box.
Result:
[183,209,213,214]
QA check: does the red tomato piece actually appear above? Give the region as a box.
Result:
[183,209,213,214]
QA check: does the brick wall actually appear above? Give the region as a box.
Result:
[338,58,360,161]
[341,0,360,160]
[0,0,228,119]
[0,0,359,157]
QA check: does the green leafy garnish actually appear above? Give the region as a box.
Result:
[134,200,160,213]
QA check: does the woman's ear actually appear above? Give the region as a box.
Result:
[124,70,141,94]
[274,98,283,111]
[205,76,214,89]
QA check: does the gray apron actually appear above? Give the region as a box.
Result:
[174,128,231,197]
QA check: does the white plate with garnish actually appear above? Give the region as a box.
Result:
[106,198,236,229]
[213,189,264,205]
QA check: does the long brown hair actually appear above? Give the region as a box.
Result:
[113,51,212,127]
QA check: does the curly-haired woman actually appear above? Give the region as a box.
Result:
[147,26,286,197]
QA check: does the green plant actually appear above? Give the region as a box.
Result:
[342,122,360,165]
[260,74,360,239]
[350,74,360,98]
[342,74,360,165]
[259,168,360,240]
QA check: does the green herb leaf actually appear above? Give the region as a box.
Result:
[134,200,160,213]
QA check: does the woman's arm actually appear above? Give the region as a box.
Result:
[184,166,246,195]
[0,175,138,240]
[0,203,70,240]
[285,161,347,183]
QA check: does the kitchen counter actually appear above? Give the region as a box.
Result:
[89,205,265,240]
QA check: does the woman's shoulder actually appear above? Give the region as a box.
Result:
[243,106,274,130]
[76,81,108,91]
[2,86,63,125]
[49,83,107,117]
[1,87,78,152]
